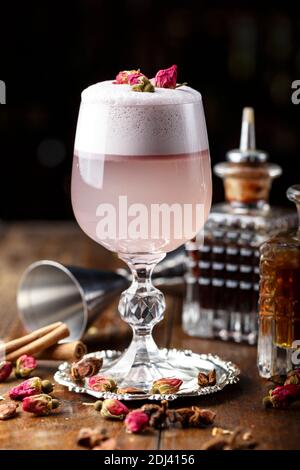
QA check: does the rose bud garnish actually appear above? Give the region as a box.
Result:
[131,76,155,93]
[0,402,18,420]
[100,399,129,420]
[22,394,60,416]
[15,355,37,378]
[150,377,183,395]
[9,377,53,400]
[263,383,300,409]
[127,72,146,85]
[0,361,13,382]
[154,65,177,89]
[88,375,117,393]
[285,369,300,385]
[113,69,141,85]
[124,410,149,433]
[71,357,103,381]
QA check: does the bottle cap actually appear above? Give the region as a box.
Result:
[226,107,268,163]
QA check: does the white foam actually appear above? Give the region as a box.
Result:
[75,80,208,155]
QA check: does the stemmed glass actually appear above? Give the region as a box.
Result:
[71,81,212,390]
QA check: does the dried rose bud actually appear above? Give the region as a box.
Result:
[285,369,300,385]
[94,400,103,411]
[22,394,60,416]
[113,69,141,85]
[150,377,183,395]
[198,369,217,387]
[128,72,146,85]
[77,427,108,448]
[117,387,146,395]
[131,76,155,93]
[9,377,53,400]
[15,355,37,378]
[124,410,149,433]
[154,65,177,89]
[0,402,18,420]
[263,384,300,409]
[71,357,103,381]
[88,375,117,393]
[93,438,118,450]
[100,399,129,420]
[0,361,13,382]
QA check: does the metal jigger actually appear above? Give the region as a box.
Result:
[17,248,186,341]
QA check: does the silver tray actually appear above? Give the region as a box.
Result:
[54,349,240,401]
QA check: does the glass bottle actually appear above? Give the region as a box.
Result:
[258,185,300,377]
[183,108,297,344]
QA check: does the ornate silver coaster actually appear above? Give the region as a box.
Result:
[54,349,240,401]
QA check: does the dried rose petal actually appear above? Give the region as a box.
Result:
[0,361,13,382]
[154,65,177,88]
[113,69,141,85]
[22,394,60,416]
[71,357,103,381]
[263,383,300,409]
[15,355,37,378]
[9,377,53,400]
[150,377,182,394]
[124,410,149,433]
[127,72,146,85]
[100,398,129,420]
[88,375,117,393]
[0,402,18,420]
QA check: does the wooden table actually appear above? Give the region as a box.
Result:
[0,222,299,450]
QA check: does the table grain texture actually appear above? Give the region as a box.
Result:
[0,222,299,450]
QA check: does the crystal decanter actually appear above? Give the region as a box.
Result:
[183,108,297,344]
[258,185,300,377]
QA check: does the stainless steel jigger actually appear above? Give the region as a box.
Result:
[17,248,185,341]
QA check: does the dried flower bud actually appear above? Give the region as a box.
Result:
[94,400,103,411]
[15,355,37,378]
[71,357,103,381]
[93,438,119,450]
[22,394,60,416]
[154,65,177,89]
[263,384,300,409]
[113,69,141,85]
[9,377,53,400]
[124,410,149,433]
[131,76,155,93]
[189,407,216,426]
[0,402,18,420]
[100,398,129,420]
[128,72,146,85]
[285,369,300,385]
[150,377,183,395]
[77,427,108,448]
[198,369,217,387]
[117,387,146,395]
[88,375,117,393]
[0,361,13,382]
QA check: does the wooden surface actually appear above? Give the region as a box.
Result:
[0,222,300,450]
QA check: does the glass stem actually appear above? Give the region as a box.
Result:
[118,253,166,365]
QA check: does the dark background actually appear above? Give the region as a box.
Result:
[0,0,299,220]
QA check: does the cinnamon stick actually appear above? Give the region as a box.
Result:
[6,323,70,362]
[5,322,63,355]
[38,341,87,362]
